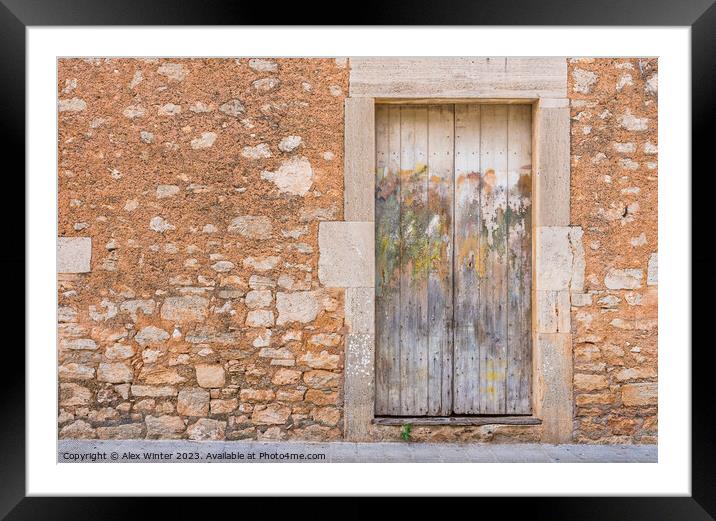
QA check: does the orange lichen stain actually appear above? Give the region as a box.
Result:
[517,172,532,197]
[456,235,477,267]
[477,240,488,277]
[456,171,481,187]
[376,169,398,200]
[482,169,496,193]
[456,233,488,278]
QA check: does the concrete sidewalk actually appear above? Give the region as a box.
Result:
[58,440,657,463]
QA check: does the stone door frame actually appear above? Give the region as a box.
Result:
[317,58,582,442]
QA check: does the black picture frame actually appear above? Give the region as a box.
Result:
[3,0,711,516]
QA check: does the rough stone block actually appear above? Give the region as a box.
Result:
[318,221,374,288]
[276,291,321,325]
[621,382,657,406]
[145,415,185,439]
[97,362,134,383]
[160,296,209,322]
[605,268,643,290]
[97,423,144,439]
[130,385,177,397]
[195,364,226,388]
[647,252,658,286]
[251,404,291,425]
[574,373,609,392]
[59,420,96,439]
[299,350,340,370]
[177,388,210,416]
[303,369,341,390]
[187,418,226,440]
[57,237,91,273]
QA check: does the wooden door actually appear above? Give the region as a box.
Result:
[375,103,532,417]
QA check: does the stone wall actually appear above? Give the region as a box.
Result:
[58,57,657,444]
[568,58,658,443]
[57,58,349,441]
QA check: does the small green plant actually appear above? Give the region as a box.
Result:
[400,423,413,442]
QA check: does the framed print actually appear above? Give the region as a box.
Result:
[4,0,712,516]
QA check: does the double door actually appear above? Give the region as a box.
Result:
[375,103,532,416]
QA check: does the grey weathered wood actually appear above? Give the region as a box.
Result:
[427,105,454,415]
[477,104,509,414]
[506,105,533,414]
[372,416,541,426]
[398,106,430,415]
[374,105,402,415]
[413,106,430,415]
[452,104,481,414]
[374,104,389,415]
[376,103,532,418]
[344,98,375,221]
[398,106,415,414]
[350,57,567,99]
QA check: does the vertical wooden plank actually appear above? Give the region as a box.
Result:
[414,107,430,415]
[478,104,509,414]
[506,105,533,414]
[453,104,481,414]
[426,105,454,415]
[374,104,389,415]
[398,106,429,415]
[374,105,402,415]
[399,106,415,415]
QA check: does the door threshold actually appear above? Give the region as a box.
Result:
[372,416,542,426]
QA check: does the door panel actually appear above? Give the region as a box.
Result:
[475,104,509,414]
[375,105,402,415]
[506,105,533,414]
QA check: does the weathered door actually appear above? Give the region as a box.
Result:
[375,103,532,416]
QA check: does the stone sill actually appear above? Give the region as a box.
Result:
[372,416,543,426]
